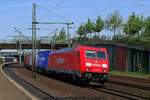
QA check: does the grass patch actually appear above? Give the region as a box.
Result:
[110,70,150,79]
[0,58,4,65]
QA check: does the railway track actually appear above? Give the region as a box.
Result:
[89,86,150,100]
[89,75,150,100]
[111,75,150,83]
[108,80,150,91]
[3,63,150,100]
[90,75,150,100]
[3,64,57,100]
[109,75,150,91]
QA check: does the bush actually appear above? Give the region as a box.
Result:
[0,58,3,65]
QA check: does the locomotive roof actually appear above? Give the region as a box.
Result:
[38,50,52,53]
[53,45,107,54]
[54,48,73,53]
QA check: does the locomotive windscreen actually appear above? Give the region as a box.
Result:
[86,50,96,58]
[86,50,106,59]
[97,51,106,59]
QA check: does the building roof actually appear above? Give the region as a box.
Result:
[0,49,18,53]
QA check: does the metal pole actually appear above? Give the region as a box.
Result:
[19,42,22,64]
[67,24,70,47]
[37,40,40,54]
[32,2,36,78]
[53,31,56,49]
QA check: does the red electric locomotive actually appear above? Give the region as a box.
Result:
[48,45,109,84]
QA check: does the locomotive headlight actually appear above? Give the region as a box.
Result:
[102,64,107,68]
[86,62,92,67]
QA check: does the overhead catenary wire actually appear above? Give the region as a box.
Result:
[38,0,65,21]
[46,10,71,22]
[76,0,143,25]
[15,0,52,31]
[23,26,65,31]
[36,0,52,11]
[37,4,72,23]
[14,28,32,43]
[16,0,146,41]
[14,0,57,38]
[39,28,59,42]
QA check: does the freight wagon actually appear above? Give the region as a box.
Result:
[37,50,52,73]
[24,53,32,68]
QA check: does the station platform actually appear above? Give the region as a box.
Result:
[0,64,30,100]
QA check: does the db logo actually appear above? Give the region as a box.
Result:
[56,58,64,64]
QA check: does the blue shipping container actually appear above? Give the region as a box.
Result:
[37,50,52,70]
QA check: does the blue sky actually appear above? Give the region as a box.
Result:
[0,0,150,40]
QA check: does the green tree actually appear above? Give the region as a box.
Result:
[93,34,99,40]
[58,28,67,42]
[105,11,123,39]
[94,16,104,37]
[84,18,95,38]
[52,33,59,42]
[77,24,86,38]
[143,16,150,36]
[123,12,142,36]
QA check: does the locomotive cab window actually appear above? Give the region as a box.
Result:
[86,50,96,58]
[97,51,106,59]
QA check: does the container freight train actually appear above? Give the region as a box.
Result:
[24,45,109,84]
